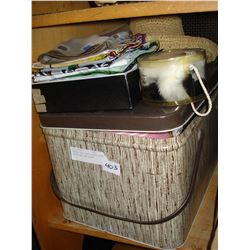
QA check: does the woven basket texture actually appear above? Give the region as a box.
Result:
[130,15,184,36]
[129,15,218,63]
[146,35,218,63]
[43,92,218,249]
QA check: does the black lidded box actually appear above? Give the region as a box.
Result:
[32,66,141,113]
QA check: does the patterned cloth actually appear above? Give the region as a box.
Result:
[32,25,159,83]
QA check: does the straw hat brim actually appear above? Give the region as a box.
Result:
[130,15,184,37]
[130,15,218,63]
[146,35,218,63]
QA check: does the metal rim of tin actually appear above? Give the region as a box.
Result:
[137,48,205,66]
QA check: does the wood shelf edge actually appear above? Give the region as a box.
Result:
[48,166,217,250]
[48,215,156,249]
[32,1,218,28]
[178,166,218,250]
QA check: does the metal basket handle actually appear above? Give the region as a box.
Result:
[51,130,204,225]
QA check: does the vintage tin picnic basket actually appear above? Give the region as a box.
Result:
[43,88,217,249]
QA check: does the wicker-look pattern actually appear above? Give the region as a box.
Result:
[146,35,218,63]
[43,92,217,249]
[129,15,218,63]
[130,15,184,37]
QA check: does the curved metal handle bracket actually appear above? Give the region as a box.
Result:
[51,131,204,225]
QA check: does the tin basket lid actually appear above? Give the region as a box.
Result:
[39,62,217,133]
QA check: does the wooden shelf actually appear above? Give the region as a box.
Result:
[32,1,218,28]
[48,216,156,249]
[48,168,218,250]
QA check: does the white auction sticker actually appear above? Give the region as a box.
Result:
[102,161,121,176]
[70,147,108,165]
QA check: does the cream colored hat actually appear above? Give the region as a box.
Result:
[129,15,217,63]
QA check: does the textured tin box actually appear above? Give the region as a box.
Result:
[43,88,217,249]
[32,66,141,113]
